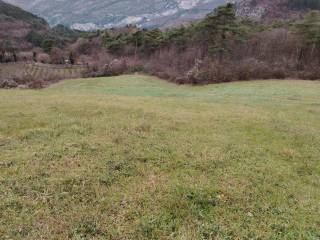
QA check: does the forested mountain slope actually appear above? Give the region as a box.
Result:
[0,0,83,52]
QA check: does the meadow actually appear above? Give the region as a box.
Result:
[0,75,319,239]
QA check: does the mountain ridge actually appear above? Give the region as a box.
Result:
[3,0,230,30]
[3,0,319,31]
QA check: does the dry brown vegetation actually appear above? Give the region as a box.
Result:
[75,6,320,84]
[0,63,86,88]
[143,27,320,84]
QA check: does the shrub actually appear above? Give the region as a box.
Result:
[37,53,50,63]
[0,79,18,88]
[298,64,320,80]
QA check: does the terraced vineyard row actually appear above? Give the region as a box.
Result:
[0,63,86,81]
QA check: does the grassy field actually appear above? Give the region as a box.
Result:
[0,75,319,239]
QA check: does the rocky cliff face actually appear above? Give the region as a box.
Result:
[235,0,307,21]
[4,0,230,30]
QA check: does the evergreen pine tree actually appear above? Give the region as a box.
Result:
[200,3,240,59]
[144,29,164,53]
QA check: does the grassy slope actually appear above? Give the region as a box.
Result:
[0,75,319,239]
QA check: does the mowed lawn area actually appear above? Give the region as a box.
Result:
[0,75,319,239]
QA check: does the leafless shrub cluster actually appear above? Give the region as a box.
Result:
[83,55,144,78]
[143,28,320,84]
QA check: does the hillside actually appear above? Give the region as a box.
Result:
[236,0,320,20]
[0,0,47,25]
[4,0,229,30]
[0,0,49,49]
[1,75,319,239]
[0,0,86,60]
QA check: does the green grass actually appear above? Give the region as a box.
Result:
[0,75,319,239]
